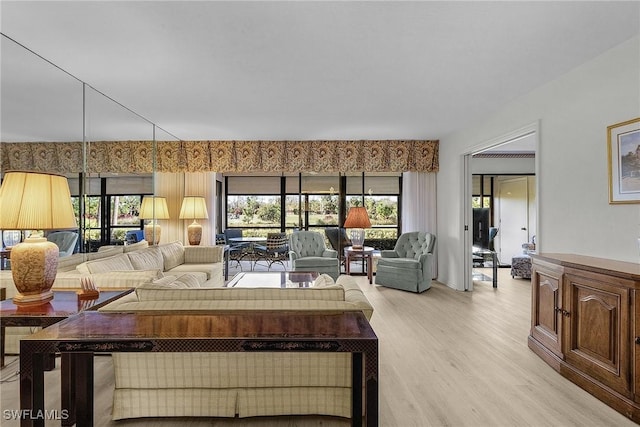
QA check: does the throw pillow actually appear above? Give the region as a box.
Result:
[170,273,202,288]
[136,275,189,290]
[312,274,336,287]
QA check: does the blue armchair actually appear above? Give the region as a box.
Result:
[375,231,436,293]
[288,231,340,280]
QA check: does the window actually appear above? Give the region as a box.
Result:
[226,195,281,236]
[69,174,152,251]
[108,195,142,243]
[225,173,401,248]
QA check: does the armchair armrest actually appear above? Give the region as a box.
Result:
[418,253,432,265]
[380,250,399,258]
[184,245,223,263]
[322,249,338,258]
[288,251,299,261]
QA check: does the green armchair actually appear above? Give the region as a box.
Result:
[375,231,436,293]
[288,231,340,280]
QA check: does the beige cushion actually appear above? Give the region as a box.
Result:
[88,247,125,260]
[77,253,134,274]
[137,276,190,290]
[57,253,85,272]
[127,247,164,271]
[158,241,185,271]
[124,240,149,252]
[171,273,204,288]
[312,274,335,287]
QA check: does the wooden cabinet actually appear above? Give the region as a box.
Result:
[529,254,640,422]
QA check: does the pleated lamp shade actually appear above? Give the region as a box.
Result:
[0,171,77,305]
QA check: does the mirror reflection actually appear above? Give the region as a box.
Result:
[0,34,167,257]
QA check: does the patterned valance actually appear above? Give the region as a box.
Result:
[1,140,438,174]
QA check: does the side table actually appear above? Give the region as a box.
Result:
[344,246,375,284]
[1,289,134,368]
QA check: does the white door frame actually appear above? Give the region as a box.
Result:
[462,121,540,292]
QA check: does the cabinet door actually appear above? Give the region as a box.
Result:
[634,291,640,403]
[564,271,631,397]
[531,262,563,357]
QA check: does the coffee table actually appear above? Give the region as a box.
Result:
[20,311,378,427]
[0,289,135,368]
[226,271,319,288]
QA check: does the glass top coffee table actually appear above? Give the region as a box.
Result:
[226,271,319,288]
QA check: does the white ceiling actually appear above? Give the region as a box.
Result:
[1,1,639,143]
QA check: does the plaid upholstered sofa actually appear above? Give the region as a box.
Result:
[98,275,373,421]
[2,241,224,353]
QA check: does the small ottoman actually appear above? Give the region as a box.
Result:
[511,255,532,279]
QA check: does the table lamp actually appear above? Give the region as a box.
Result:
[179,196,209,245]
[0,171,77,305]
[139,196,170,245]
[343,206,371,249]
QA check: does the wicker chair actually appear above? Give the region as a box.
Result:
[253,232,289,270]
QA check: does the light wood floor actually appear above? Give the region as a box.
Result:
[1,267,635,426]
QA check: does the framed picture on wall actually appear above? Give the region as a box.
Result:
[608,117,640,204]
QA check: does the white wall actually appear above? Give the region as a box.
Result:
[437,35,640,290]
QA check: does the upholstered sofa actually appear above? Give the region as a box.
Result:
[2,240,224,353]
[98,274,373,421]
[73,240,224,288]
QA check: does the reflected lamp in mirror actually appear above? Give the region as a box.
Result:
[0,171,77,305]
[179,196,209,246]
[139,196,170,245]
[343,206,371,249]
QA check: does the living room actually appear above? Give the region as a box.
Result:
[1,1,640,426]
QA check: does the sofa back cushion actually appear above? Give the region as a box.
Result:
[127,247,164,271]
[157,241,185,271]
[77,253,134,274]
[57,253,85,272]
[123,240,149,253]
[135,286,345,302]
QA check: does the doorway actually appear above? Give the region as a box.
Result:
[463,123,539,291]
[496,177,534,265]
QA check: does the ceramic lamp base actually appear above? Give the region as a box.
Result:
[187,221,202,246]
[144,223,162,245]
[11,236,58,306]
[350,228,365,249]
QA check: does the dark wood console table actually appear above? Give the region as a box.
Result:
[20,310,378,427]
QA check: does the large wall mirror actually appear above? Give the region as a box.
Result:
[1,34,167,255]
